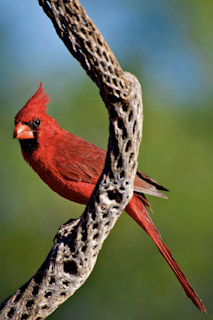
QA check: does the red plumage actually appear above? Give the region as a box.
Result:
[14,83,206,313]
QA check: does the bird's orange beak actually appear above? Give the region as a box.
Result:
[13,122,34,140]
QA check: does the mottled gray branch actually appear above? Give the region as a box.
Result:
[0,1,143,319]
[38,0,129,101]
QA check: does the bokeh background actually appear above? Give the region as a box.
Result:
[0,0,212,319]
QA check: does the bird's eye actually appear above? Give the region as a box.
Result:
[34,118,41,126]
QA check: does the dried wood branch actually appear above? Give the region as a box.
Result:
[0,1,143,319]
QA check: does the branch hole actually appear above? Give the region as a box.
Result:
[93,233,99,240]
[108,65,113,73]
[82,229,88,241]
[81,245,87,252]
[60,292,66,296]
[113,205,120,210]
[26,300,34,308]
[117,118,124,130]
[46,2,52,10]
[32,285,39,296]
[120,170,125,178]
[81,220,87,231]
[42,305,48,310]
[44,292,52,298]
[86,40,92,50]
[49,277,55,285]
[108,190,123,203]
[89,201,95,212]
[14,293,22,303]
[112,77,118,87]
[116,89,120,96]
[106,75,110,84]
[77,47,83,56]
[117,156,123,168]
[64,260,78,275]
[68,242,75,253]
[115,68,120,77]
[96,47,101,56]
[133,120,137,134]
[97,37,103,46]
[119,80,124,89]
[100,60,106,69]
[34,272,43,285]
[74,2,80,9]
[93,223,99,230]
[122,127,127,140]
[129,153,134,162]
[110,107,118,120]
[103,51,109,62]
[7,308,15,317]
[125,140,132,152]
[122,103,128,112]
[82,16,88,26]
[128,111,133,122]
[113,143,119,160]
[109,171,114,180]
[92,210,97,220]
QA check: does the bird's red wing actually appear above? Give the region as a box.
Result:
[55,133,168,199]
[55,133,106,184]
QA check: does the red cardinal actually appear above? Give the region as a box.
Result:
[14,83,206,313]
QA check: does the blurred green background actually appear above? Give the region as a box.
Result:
[0,0,212,319]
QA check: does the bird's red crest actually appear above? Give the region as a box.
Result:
[15,82,50,122]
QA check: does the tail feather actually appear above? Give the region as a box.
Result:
[134,171,168,199]
[126,195,207,314]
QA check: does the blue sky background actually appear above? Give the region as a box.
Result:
[0,0,212,106]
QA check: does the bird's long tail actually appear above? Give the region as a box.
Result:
[126,195,207,313]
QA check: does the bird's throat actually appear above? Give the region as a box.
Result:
[19,137,39,153]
